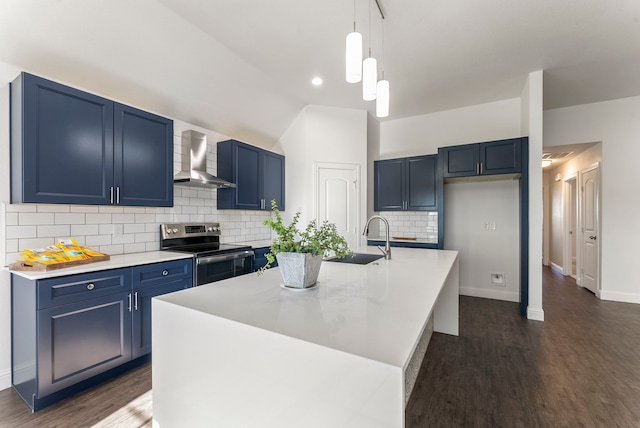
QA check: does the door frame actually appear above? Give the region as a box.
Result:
[313,162,362,248]
[578,162,600,295]
[562,171,578,280]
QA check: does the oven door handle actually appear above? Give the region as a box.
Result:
[196,250,255,265]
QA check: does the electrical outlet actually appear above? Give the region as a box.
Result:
[113,224,123,237]
[490,273,505,286]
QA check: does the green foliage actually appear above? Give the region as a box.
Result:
[258,200,353,274]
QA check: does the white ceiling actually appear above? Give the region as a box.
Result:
[1,0,640,145]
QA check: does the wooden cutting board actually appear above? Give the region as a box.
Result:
[8,254,110,272]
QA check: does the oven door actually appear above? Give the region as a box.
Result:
[195,250,254,286]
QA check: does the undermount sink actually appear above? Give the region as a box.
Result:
[327,253,385,265]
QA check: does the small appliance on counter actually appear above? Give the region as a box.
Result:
[160,223,253,286]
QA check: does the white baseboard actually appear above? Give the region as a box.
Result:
[527,307,545,321]
[599,290,640,304]
[0,367,10,391]
[549,262,564,275]
[459,286,519,302]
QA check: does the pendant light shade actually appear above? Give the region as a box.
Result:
[376,79,389,117]
[345,32,363,83]
[362,57,377,100]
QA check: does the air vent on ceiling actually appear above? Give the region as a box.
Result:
[542,151,574,160]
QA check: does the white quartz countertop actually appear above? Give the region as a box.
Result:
[227,239,273,248]
[6,251,193,280]
[157,247,458,369]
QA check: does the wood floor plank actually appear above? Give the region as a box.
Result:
[0,266,638,427]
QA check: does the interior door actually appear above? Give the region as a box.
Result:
[581,164,599,294]
[316,163,359,250]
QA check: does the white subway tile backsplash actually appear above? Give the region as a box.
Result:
[100,244,123,255]
[37,204,70,213]
[18,237,55,250]
[86,235,112,247]
[134,232,156,243]
[6,239,18,253]
[124,223,146,234]
[378,211,439,241]
[70,206,100,213]
[6,204,37,213]
[99,206,124,214]
[7,226,37,239]
[126,243,147,254]
[71,224,99,236]
[37,225,71,238]
[6,213,18,226]
[86,213,112,224]
[19,212,55,225]
[112,214,135,223]
[55,213,85,225]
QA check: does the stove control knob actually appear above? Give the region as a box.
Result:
[207,227,213,232]
[165,228,172,234]
[172,228,178,234]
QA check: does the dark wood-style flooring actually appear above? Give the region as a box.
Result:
[1,266,639,427]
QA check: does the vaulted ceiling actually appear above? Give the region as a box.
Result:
[1,0,639,145]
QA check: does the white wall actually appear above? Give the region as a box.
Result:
[380,98,522,158]
[521,70,544,321]
[276,105,368,246]
[380,98,525,304]
[545,96,640,304]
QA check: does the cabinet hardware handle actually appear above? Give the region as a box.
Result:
[162,270,169,276]
[87,283,95,290]
[476,163,480,175]
[116,187,120,204]
[128,293,132,312]
[110,187,114,204]
[134,292,138,311]
[480,163,483,174]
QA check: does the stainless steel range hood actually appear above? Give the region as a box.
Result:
[174,130,236,188]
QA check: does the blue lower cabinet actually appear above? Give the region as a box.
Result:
[131,279,191,359]
[11,258,192,411]
[253,246,277,271]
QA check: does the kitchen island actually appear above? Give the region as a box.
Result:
[152,247,459,428]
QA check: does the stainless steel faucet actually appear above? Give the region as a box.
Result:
[363,215,391,260]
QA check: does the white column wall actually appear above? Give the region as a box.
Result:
[522,70,544,321]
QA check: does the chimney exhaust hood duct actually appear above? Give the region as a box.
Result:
[174,130,236,188]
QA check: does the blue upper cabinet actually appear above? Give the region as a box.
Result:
[217,139,285,210]
[11,72,173,206]
[439,138,522,178]
[374,155,438,211]
[114,104,173,206]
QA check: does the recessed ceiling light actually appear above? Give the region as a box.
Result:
[311,77,323,86]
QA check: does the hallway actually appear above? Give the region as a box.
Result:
[406,266,640,427]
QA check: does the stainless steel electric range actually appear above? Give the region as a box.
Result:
[160,223,254,286]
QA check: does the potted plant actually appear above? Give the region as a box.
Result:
[259,200,353,289]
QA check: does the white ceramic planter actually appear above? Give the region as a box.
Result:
[275,252,323,288]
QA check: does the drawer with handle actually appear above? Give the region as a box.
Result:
[37,268,131,309]
[131,259,193,289]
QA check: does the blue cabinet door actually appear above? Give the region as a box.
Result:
[439,144,479,178]
[113,104,173,207]
[12,72,114,204]
[480,138,522,175]
[262,150,285,210]
[440,138,522,178]
[37,292,132,396]
[406,155,438,210]
[217,140,286,210]
[131,279,191,359]
[374,158,405,211]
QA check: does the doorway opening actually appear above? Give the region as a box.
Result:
[563,174,578,279]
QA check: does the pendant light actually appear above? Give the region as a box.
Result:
[376,18,389,117]
[362,0,377,101]
[345,0,362,83]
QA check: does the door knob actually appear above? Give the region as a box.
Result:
[589,235,597,240]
